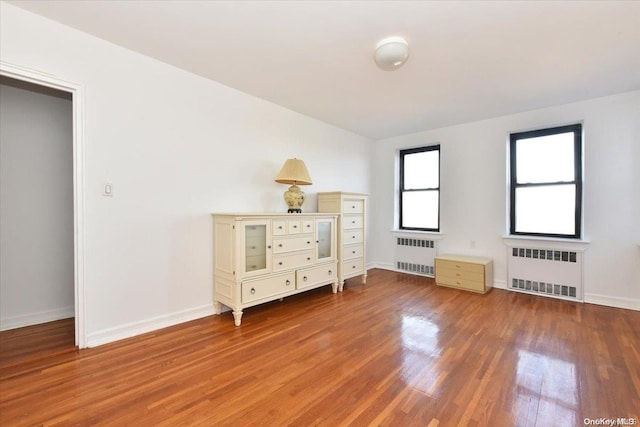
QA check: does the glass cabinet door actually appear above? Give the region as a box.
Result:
[240,220,271,277]
[316,219,334,261]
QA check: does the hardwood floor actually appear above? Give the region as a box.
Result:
[1,269,638,426]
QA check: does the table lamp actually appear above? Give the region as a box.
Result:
[275,158,312,213]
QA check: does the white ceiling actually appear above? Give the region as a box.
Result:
[8,0,640,140]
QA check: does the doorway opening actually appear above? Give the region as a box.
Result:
[0,62,85,349]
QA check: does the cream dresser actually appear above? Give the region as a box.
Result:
[213,213,338,326]
[317,192,367,291]
[435,254,493,294]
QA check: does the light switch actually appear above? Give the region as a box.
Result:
[103,182,113,197]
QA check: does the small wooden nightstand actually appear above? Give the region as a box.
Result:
[435,254,493,294]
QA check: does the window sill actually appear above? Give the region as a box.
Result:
[392,229,444,240]
[502,235,590,251]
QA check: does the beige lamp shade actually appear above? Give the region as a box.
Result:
[275,158,312,213]
[275,158,312,185]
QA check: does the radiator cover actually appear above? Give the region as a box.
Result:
[394,237,437,277]
[507,246,583,301]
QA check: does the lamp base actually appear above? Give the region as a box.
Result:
[283,184,305,213]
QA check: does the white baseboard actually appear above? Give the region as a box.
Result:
[584,293,640,311]
[0,306,74,331]
[371,262,394,271]
[493,280,508,290]
[87,304,216,348]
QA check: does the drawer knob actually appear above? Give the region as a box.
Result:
[250,287,256,294]
[352,250,356,254]
[307,257,311,261]
[267,245,271,249]
[328,270,332,275]
[278,244,283,247]
[352,220,356,224]
[286,280,291,286]
[303,276,308,281]
[293,225,297,228]
[307,241,311,244]
[352,265,356,269]
[278,262,283,266]
[278,226,283,229]
[306,224,311,228]
[352,236,356,239]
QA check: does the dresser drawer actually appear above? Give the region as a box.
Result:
[343,257,364,277]
[436,258,485,275]
[273,251,314,272]
[242,272,294,303]
[273,236,314,254]
[436,266,485,283]
[343,215,363,230]
[436,274,486,293]
[272,219,313,235]
[288,220,303,234]
[343,200,364,214]
[343,229,363,244]
[296,263,337,290]
[272,220,288,235]
[343,244,364,260]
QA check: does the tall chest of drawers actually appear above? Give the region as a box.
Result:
[317,192,368,291]
[213,213,338,326]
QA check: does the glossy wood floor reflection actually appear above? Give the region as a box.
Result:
[1,269,639,426]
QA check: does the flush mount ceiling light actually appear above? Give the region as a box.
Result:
[374,36,409,71]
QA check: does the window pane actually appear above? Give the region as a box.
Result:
[404,150,439,189]
[516,132,575,183]
[402,190,438,229]
[515,185,576,235]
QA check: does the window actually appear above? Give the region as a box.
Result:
[509,124,582,238]
[399,145,440,231]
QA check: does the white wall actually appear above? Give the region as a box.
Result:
[0,79,74,329]
[373,90,640,309]
[0,3,372,345]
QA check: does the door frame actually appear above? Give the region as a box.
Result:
[1,61,86,348]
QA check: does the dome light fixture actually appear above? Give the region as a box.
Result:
[374,36,409,71]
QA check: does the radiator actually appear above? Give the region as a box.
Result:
[507,246,583,301]
[394,237,437,277]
